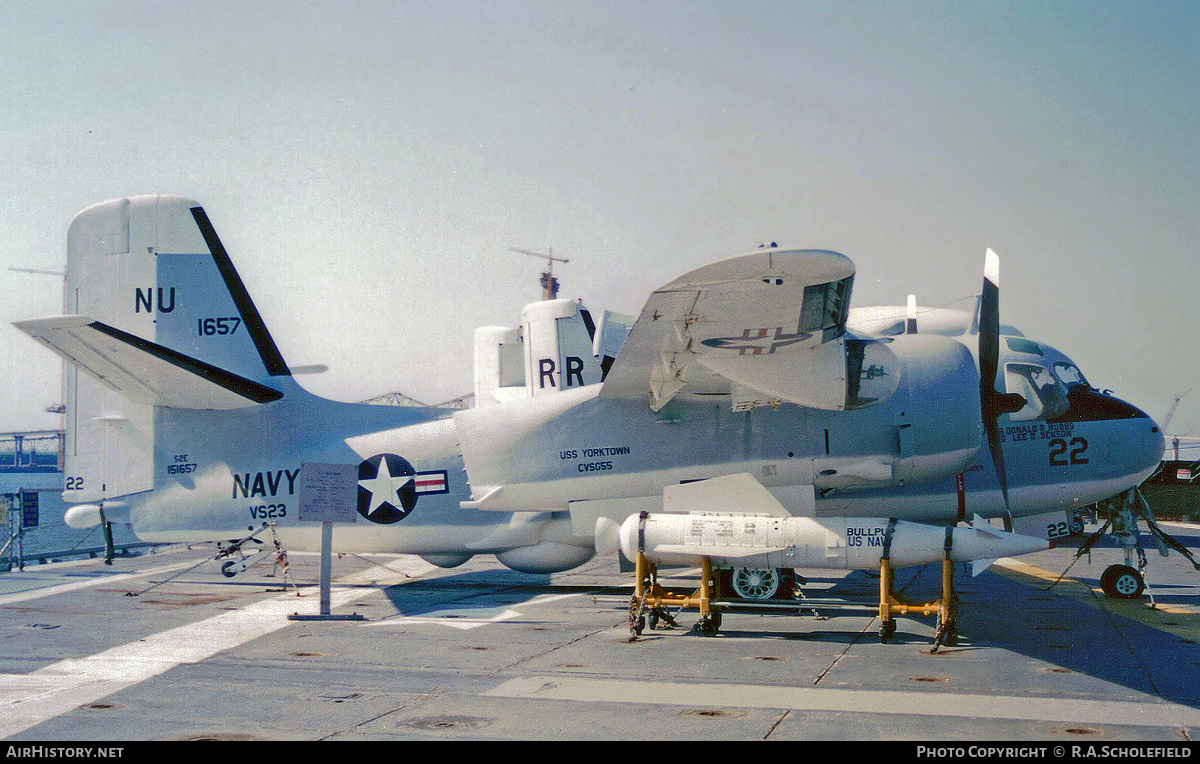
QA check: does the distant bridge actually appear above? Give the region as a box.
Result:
[358,391,474,409]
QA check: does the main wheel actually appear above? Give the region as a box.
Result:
[1100,564,1144,599]
[730,567,780,600]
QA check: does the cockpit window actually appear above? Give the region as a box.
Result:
[1005,362,1069,421]
[1005,337,1043,356]
[1052,361,1090,388]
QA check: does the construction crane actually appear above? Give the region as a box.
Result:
[1164,388,1192,430]
[511,247,569,300]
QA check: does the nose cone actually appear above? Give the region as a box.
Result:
[1143,418,1168,475]
[1115,395,1167,478]
[1111,397,1166,486]
[1055,387,1166,482]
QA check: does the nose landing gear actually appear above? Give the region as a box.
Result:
[1068,489,1199,601]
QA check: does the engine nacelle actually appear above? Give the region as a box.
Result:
[419,553,474,569]
[889,334,984,481]
[496,542,595,574]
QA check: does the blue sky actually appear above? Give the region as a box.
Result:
[2,1,1198,441]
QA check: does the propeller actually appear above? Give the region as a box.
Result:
[976,249,1027,528]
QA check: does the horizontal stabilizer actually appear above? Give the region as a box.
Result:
[14,315,282,409]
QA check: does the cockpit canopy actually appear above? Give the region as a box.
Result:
[1001,336,1091,422]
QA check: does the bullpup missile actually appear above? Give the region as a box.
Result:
[614,512,1048,573]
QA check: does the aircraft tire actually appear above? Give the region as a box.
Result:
[730,567,780,600]
[220,561,239,578]
[1100,564,1144,599]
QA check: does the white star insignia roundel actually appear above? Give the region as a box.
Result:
[356,454,449,524]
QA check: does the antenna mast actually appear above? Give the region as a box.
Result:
[511,247,569,300]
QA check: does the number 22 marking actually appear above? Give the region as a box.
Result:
[1048,437,1089,466]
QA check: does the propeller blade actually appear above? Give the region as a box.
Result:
[978,249,1001,403]
[984,414,1013,529]
[976,249,1024,528]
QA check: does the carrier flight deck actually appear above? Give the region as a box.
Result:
[0,524,1198,742]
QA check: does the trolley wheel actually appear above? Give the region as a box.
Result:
[934,619,958,649]
[1100,564,1144,599]
[944,625,958,646]
[879,619,896,643]
[696,610,722,637]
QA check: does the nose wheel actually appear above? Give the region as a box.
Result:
[1100,564,1145,599]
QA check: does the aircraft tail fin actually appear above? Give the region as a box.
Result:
[63,195,291,383]
[21,195,290,501]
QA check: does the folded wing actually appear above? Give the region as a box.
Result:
[599,249,857,411]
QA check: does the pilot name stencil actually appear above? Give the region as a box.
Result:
[1001,422,1075,442]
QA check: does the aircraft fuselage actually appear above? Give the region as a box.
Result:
[117,336,1163,565]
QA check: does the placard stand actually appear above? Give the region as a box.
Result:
[289,463,366,622]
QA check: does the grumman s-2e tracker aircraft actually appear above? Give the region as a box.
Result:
[14,195,1171,646]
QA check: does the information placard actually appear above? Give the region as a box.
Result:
[297,463,358,523]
